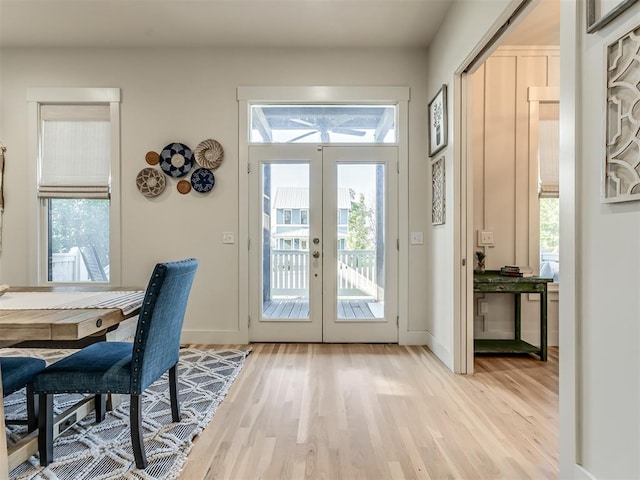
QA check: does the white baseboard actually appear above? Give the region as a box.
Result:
[475,329,559,347]
[180,329,249,345]
[423,331,453,371]
[575,465,598,480]
[474,331,514,340]
[522,328,559,347]
[180,328,454,372]
[400,330,429,345]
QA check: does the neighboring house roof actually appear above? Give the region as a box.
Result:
[273,187,352,209]
[273,187,307,209]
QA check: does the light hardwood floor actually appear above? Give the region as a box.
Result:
[180,344,558,479]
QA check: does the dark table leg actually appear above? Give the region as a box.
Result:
[515,293,522,341]
[540,288,548,361]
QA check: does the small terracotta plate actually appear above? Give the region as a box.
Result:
[145,151,160,165]
[177,180,191,194]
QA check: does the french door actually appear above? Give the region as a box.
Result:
[248,145,398,342]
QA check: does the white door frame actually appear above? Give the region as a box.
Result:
[452,0,555,371]
[454,72,475,375]
[238,85,410,344]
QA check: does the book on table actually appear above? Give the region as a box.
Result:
[500,265,534,277]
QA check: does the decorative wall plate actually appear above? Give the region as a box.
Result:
[159,142,194,177]
[145,151,160,165]
[194,139,224,170]
[177,180,192,194]
[191,168,215,193]
[136,167,166,197]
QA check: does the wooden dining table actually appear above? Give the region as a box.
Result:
[0,286,143,478]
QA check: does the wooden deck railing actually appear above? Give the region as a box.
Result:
[51,247,109,282]
[270,249,379,299]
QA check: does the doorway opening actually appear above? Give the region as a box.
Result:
[458,0,560,373]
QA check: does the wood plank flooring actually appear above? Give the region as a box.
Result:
[180,344,558,479]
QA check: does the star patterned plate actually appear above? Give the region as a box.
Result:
[190,168,215,193]
[159,142,194,178]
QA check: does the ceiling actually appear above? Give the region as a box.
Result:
[501,0,560,46]
[0,0,559,51]
[0,0,455,48]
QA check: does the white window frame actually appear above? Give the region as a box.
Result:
[283,209,292,225]
[528,87,559,285]
[27,88,121,285]
[248,103,398,144]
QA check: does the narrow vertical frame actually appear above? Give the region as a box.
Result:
[431,155,445,225]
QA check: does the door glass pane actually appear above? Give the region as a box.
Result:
[262,163,310,319]
[250,105,397,144]
[336,164,385,320]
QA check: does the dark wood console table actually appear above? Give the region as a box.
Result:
[473,271,552,361]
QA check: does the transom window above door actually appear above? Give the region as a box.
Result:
[249,104,397,144]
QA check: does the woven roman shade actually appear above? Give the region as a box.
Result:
[38,105,111,199]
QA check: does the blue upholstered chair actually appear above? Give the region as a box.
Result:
[1,356,47,432]
[32,258,199,469]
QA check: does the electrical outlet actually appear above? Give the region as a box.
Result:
[222,232,235,244]
[477,230,494,246]
[479,301,489,315]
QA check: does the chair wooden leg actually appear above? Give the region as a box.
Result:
[95,394,106,423]
[130,394,148,469]
[38,393,54,466]
[169,364,181,422]
[26,384,38,433]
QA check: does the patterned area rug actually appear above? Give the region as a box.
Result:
[3,348,250,479]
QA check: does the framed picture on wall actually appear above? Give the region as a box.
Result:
[586,0,639,33]
[431,156,445,225]
[428,84,448,156]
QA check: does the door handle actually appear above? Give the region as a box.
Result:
[312,251,320,259]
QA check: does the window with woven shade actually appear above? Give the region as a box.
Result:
[29,88,121,284]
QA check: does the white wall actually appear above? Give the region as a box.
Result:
[0,46,434,345]
[425,0,517,370]
[429,0,640,477]
[572,3,640,477]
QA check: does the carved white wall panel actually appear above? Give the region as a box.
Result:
[431,156,445,225]
[605,25,640,202]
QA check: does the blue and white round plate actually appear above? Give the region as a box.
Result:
[159,142,193,178]
[191,168,215,193]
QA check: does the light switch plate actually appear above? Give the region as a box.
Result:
[222,232,235,244]
[410,232,424,245]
